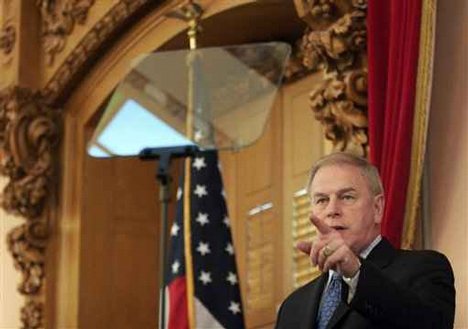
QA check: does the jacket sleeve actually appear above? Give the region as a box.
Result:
[350,251,455,329]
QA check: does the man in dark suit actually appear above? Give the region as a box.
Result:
[275,152,455,329]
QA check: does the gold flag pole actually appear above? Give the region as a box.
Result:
[165,2,203,328]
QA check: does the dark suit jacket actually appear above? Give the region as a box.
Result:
[275,238,455,329]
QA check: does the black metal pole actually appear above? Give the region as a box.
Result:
[139,145,198,329]
[158,176,170,329]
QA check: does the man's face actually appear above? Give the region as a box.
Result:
[309,164,384,254]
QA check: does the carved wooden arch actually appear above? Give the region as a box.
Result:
[0,0,303,328]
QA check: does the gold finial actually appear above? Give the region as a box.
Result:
[166,1,203,50]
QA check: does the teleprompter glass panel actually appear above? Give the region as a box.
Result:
[87,42,291,158]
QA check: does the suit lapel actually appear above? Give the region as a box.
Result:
[326,238,397,328]
[301,273,328,329]
[366,237,397,270]
[326,301,350,329]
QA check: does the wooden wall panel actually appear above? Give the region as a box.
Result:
[232,98,283,329]
[80,155,115,328]
[281,74,325,297]
[237,119,275,196]
[79,156,161,329]
[284,73,324,179]
[109,229,158,329]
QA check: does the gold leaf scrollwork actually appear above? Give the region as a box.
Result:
[20,300,43,329]
[310,70,368,155]
[294,0,339,27]
[36,0,95,65]
[42,0,151,103]
[0,87,59,219]
[0,23,16,55]
[301,7,366,75]
[293,0,369,156]
[8,221,47,296]
[0,86,60,329]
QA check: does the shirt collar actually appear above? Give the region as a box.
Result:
[360,235,382,259]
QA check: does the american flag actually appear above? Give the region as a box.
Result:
[164,150,245,329]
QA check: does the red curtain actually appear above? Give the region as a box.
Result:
[367,0,422,247]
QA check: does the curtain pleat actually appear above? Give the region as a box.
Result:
[367,0,423,247]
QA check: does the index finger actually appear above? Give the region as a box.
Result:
[296,241,312,255]
[309,214,332,235]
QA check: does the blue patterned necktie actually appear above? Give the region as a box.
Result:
[317,273,342,329]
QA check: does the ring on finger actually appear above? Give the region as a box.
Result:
[323,245,333,257]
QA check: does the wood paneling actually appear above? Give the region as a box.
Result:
[237,118,275,196]
[79,155,163,329]
[281,74,325,298]
[226,98,283,329]
[291,189,320,288]
[109,231,158,328]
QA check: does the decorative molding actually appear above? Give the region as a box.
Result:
[41,0,158,105]
[0,23,16,55]
[309,70,368,155]
[20,300,43,329]
[37,0,96,65]
[0,86,60,329]
[293,0,368,156]
[284,38,317,82]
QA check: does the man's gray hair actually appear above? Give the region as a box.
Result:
[307,152,384,196]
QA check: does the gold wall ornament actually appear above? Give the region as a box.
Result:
[41,0,158,104]
[293,0,369,156]
[0,87,59,218]
[284,39,317,82]
[37,0,96,65]
[294,0,339,27]
[0,86,60,329]
[309,70,368,155]
[20,300,43,329]
[0,23,15,55]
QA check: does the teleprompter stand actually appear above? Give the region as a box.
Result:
[139,145,199,329]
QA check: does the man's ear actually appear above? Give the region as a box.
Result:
[373,194,385,223]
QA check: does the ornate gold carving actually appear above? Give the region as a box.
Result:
[21,300,43,329]
[0,23,15,55]
[37,0,96,65]
[294,0,339,27]
[42,0,154,104]
[293,0,368,156]
[309,70,368,154]
[0,86,60,329]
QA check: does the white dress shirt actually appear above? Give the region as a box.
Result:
[322,235,382,304]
